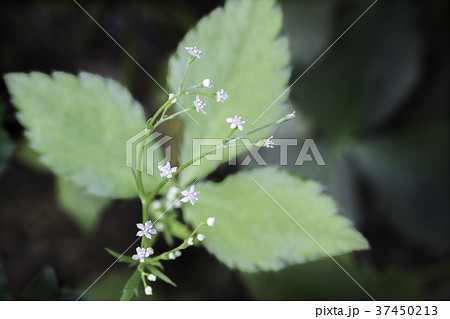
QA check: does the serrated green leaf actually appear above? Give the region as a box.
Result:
[146,265,177,287]
[105,248,138,265]
[120,269,141,301]
[183,168,369,272]
[4,71,160,198]
[167,0,290,184]
[57,178,110,232]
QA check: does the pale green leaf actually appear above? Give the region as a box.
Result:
[167,0,290,184]
[4,72,160,198]
[183,168,369,272]
[57,178,110,232]
[120,269,141,301]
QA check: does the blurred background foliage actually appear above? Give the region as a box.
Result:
[0,0,448,300]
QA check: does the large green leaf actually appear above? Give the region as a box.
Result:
[167,0,290,184]
[183,168,368,272]
[57,178,110,232]
[5,72,160,198]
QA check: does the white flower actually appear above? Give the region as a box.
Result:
[158,161,177,179]
[194,95,206,114]
[207,217,215,227]
[175,251,182,257]
[197,234,205,241]
[145,286,153,295]
[148,274,157,282]
[216,89,229,102]
[226,115,246,131]
[136,221,157,239]
[132,247,150,263]
[264,136,275,148]
[151,200,162,211]
[287,111,296,119]
[202,78,213,88]
[169,252,176,260]
[167,186,178,202]
[180,185,200,205]
[187,237,194,246]
[146,247,154,255]
[184,46,203,58]
[168,93,177,104]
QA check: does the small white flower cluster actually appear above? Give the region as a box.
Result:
[132,247,154,263]
[194,95,206,114]
[136,221,157,239]
[226,115,246,131]
[277,110,296,124]
[179,46,228,115]
[202,78,213,88]
[184,46,203,59]
[191,87,228,115]
[288,111,295,119]
[144,272,157,295]
[158,161,177,179]
[180,185,200,205]
[156,162,201,206]
[169,250,182,260]
[216,89,229,103]
[264,136,275,148]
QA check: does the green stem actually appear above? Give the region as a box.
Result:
[144,145,219,203]
[147,100,171,130]
[148,222,205,262]
[156,105,195,128]
[169,179,184,190]
[179,57,193,93]
[182,90,215,99]
[140,200,152,248]
[225,121,276,146]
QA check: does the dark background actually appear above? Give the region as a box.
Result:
[0,0,449,300]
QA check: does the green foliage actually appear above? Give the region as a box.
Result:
[4,71,160,199]
[120,269,141,301]
[105,248,139,265]
[15,138,50,173]
[57,178,110,232]
[0,101,14,174]
[147,265,177,287]
[21,267,77,300]
[242,255,421,300]
[354,124,450,253]
[168,0,290,184]
[183,168,368,272]
[292,0,422,135]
